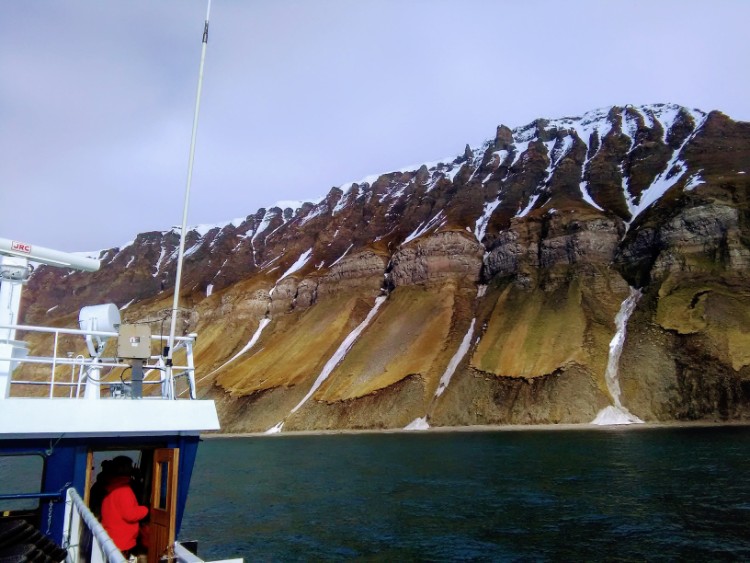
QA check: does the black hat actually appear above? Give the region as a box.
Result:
[111,455,134,476]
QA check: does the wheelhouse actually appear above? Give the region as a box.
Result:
[0,242,222,563]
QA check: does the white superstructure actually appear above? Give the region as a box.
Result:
[0,237,219,437]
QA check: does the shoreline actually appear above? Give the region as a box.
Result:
[202,419,750,439]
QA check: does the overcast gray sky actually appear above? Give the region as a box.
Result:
[2,0,748,252]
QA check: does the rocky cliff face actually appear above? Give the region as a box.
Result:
[20,103,750,431]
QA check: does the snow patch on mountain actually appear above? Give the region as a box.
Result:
[542,140,557,185]
[331,244,354,267]
[67,104,712,266]
[516,194,540,218]
[621,108,640,152]
[191,217,245,237]
[277,248,313,283]
[628,112,708,222]
[339,175,382,192]
[579,180,604,211]
[474,199,501,242]
[403,211,446,245]
[684,171,705,191]
[299,203,329,227]
[152,244,167,277]
[251,209,277,245]
[510,141,531,168]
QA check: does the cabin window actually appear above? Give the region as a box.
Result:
[157,461,169,510]
[0,454,45,512]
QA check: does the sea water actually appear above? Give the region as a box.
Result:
[181,426,750,561]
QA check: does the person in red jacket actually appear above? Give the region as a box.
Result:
[101,456,149,555]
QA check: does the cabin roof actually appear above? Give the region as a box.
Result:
[0,398,219,439]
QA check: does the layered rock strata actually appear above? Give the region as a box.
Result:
[19,104,750,430]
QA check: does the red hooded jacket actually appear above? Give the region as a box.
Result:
[101,476,149,552]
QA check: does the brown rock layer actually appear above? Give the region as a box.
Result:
[19,104,750,430]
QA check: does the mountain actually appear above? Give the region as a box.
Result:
[20,103,750,431]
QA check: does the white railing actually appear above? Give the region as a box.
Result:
[0,323,197,400]
[63,489,234,563]
[63,488,126,563]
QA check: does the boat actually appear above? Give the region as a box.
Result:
[0,3,236,562]
[0,238,233,563]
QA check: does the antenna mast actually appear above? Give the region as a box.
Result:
[165,0,211,397]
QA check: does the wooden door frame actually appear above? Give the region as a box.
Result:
[148,448,179,563]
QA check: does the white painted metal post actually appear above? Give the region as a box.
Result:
[0,255,27,398]
[166,0,211,396]
[0,257,25,340]
[84,360,102,400]
[63,489,82,563]
[186,338,196,399]
[49,330,60,397]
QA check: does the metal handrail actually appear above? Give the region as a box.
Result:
[0,355,191,370]
[1,323,196,341]
[0,492,63,501]
[64,488,126,563]
[11,380,168,387]
[1,322,196,400]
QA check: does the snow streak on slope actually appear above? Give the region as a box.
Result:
[184,317,272,398]
[404,318,477,430]
[277,249,312,283]
[403,211,446,245]
[579,180,604,211]
[551,136,573,168]
[333,187,356,215]
[406,287,483,430]
[214,318,271,374]
[578,144,604,211]
[474,199,501,242]
[538,110,614,212]
[267,295,387,433]
[627,113,707,223]
[299,203,329,227]
[445,163,465,183]
[541,140,557,184]
[152,244,167,278]
[592,288,644,425]
[528,104,708,219]
[251,209,277,245]
[647,104,683,138]
[510,141,531,167]
[621,109,640,152]
[435,318,476,397]
[684,172,705,191]
[547,106,612,159]
[516,194,540,218]
[291,295,386,414]
[330,244,354,268]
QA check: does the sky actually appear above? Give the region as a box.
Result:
[1,0,749,252]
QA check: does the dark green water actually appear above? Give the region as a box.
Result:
[180,426,750,562]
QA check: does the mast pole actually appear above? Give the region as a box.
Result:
[166,0,211,397]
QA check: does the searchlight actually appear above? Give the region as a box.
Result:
[0,238,100,398]
[0,238,100,273]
